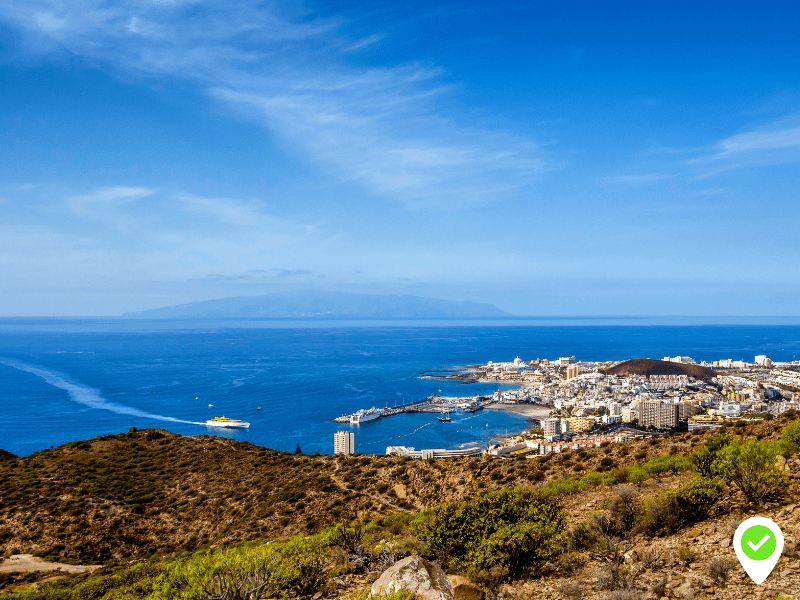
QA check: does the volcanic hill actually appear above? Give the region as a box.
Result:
[604,358,717,380]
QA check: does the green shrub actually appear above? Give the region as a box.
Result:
[625,464,648,484]
[677,546,699,566]
[570,521,597,550]
[417,486,569,582]
[718,438,787,503]
[781,419,800,454]
[639,477,724,536]
[641,454,690,477]
[149,535,329,600]
[690,435,732,478]
[669,476,725,521]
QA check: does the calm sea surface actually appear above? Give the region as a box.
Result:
[1,318,799,457]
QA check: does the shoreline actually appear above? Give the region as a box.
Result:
[484,403,551,418]
[483,403,551,444]
[483,403,552,419]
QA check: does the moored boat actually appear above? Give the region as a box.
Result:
[350,407,382,424]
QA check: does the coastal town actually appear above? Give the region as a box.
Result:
[334,354,800,459]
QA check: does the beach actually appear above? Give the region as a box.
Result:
[484,403,551,419]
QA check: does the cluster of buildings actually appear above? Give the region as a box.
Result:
[335,354,800,457]
[475,354,800,441]
[491,430,646,457]
[666,354,800,371]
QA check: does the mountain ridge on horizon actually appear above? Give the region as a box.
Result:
[123,291,512,319]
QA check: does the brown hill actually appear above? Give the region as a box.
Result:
[0,417,792,568]
[0,449,17,463]
[604,358,717,381]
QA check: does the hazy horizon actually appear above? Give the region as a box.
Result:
[1,1,799,316]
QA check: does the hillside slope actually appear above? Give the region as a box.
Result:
[1,417,795,569]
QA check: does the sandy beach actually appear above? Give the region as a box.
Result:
[484,403,551,419]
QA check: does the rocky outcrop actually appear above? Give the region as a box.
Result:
[371,556,454,600]
[447,575,484,600]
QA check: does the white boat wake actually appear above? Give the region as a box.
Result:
[0,358,204,425]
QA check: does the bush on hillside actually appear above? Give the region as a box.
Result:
[639,477,725,536]
[417,486,569,582]
[690,435,732,478]
[781,419,800,454]
[148,536,329,600]
[718,438,787,504]
[590,486,641,538]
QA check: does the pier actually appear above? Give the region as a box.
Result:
[333,395,488,423]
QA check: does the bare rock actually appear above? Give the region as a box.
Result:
[371,556,454,600]
[447,575,484,600]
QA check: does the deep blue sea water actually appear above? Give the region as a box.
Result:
[1,318,799,457]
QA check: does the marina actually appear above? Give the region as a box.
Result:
[333,395,491,424]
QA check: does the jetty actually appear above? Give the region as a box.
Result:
[333,395,488,423]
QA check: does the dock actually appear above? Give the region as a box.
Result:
[332,395,489,423]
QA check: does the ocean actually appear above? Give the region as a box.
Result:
[1,318,799,457]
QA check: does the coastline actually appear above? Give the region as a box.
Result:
[484,403,551,419]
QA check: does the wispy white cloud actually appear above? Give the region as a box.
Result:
[602,173,672,186]
[0,0,546,208]
[688,117,800,176]
[70,186,153,212]
[0,184,327,279]
[609,117,800,184]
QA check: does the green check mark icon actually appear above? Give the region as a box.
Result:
[741,525,776,561]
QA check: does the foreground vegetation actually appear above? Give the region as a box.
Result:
[1,413,799,598]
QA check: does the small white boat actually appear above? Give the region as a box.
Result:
[205,416,250,428]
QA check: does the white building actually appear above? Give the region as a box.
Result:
[663,356,696,364]
[755,355,773,368]
[718,402,741,418]
[386,446,482,459]
[334,430,354,455]
[557,356,576,366]
[543,417,562,441]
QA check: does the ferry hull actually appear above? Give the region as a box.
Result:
[350,408,382,424]
[205,421,250,428]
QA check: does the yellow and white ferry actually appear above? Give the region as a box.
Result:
[205,416,250,428]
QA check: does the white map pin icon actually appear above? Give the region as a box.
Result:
[733,516,784,584]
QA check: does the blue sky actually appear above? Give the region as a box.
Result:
[1,0,799,316]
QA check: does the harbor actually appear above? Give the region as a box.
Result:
[332,394,489,424]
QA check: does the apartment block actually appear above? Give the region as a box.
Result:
[334,430,354,455]
[543,417,562,440]
[639,400,679,429]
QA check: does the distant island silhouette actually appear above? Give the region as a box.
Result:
[124,291,511,319]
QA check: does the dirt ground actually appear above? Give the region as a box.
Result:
[0,554,101,575]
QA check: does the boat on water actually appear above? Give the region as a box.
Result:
[437,410,452,422]
[350,407,382,425]
[464,404,483,413]
[205,416,250,428]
